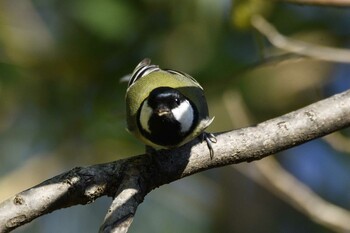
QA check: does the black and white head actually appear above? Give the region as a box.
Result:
[137,86,198,148]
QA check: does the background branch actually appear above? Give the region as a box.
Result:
[223,89,350,233]
[1,89,350,232]
[237,158,350,232]
[278,0,350,7]
[251,15,350,63]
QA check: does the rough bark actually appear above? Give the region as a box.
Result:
[0,89,350,233]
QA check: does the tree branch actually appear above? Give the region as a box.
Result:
[99,166,146,233]
[223,89,350,232]
[237,157,350,232]
[251,15,350,63]
[277,0,350,7]
[1,89,350,232]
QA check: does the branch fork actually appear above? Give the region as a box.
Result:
[0,89,350,233]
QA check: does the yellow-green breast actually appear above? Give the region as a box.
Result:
[125,70,209,147]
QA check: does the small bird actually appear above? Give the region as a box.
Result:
[125,58,216,157]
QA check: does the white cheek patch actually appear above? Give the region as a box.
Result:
[139,100,153,133]
[171,100,194,133]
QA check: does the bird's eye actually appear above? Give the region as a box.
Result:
[175,98,181,105]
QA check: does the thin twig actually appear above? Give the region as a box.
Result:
[279,0,350,7]
[223,89,350,232]
[244,158,350,232]
[251,15,350,63]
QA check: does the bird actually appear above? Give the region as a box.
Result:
[125,58,216,157]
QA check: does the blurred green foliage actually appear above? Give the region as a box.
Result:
[1,0,350,233]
